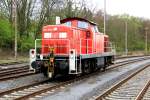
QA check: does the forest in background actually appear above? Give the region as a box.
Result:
[0,0,150,55]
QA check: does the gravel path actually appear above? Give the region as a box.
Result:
[40,59,150,100]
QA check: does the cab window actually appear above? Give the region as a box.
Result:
[63,21,71,26]
[77,21,88,29]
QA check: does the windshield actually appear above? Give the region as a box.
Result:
[77,21,88,29]
[63,21,71,26]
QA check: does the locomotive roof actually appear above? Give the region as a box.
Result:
[60,17,97,25]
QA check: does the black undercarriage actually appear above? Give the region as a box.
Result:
[31,55,114,78]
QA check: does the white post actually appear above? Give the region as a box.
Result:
[56,16,60,25]
[104,0,106,35]
[145,27,148,54]
[13,0,17,60]
[35,39,37,57]
[125,21,128,55]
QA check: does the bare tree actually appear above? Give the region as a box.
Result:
[0,0,96,39]
[34,0,58,38]
[0,0,37,37]
[15,0,37,37]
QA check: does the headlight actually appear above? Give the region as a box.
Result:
[59,32,67,38]
[44,32,51,38]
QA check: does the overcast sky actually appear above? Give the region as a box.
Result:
[89,0,150,19]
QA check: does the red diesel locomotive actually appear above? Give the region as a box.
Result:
[30,17,115,78]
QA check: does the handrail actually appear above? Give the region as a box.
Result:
[35,38,115,57]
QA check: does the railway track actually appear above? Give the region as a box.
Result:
[0,71,35,82]
[0,56,148,82]
[115,55,150,59]
[113,56,150,69]
[115,56,150,64]
[0,61,26,66]
[140,81,150,100]
[135,80,150,100]
[0,63,28,71]
[94,64,150,100]
[0,56,149,99]
[0,66,29,76]
[0,65,35,81]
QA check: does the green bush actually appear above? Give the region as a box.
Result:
[18,36,35,52]
[0,17,12,49]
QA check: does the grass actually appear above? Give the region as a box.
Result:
[0,50,29,64]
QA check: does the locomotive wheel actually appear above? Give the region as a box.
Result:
[91,61,95,72]
[102,66,106,72]
[42,67,56,78]
[83,60,91,74]
[41,67,48,77]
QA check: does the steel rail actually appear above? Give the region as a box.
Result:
[0,67,29,76]
[0,80,50,97]
[135,80,150,100]
[115,55,150,59]
[0,61,27,66]
[0,72,35,81]
[0,65,32,81]
[115,56,150,64]
[0,65,28,71]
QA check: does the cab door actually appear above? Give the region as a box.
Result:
[86,31,92,54]
[72,29,80,54]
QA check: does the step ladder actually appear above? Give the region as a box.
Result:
[69,49,82,74]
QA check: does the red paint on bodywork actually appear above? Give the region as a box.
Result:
[41,18,110,56]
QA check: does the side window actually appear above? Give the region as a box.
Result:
[63,21,71,26]
[94,26,99,32]
[92,25,99,33]
[77,21,88,29]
